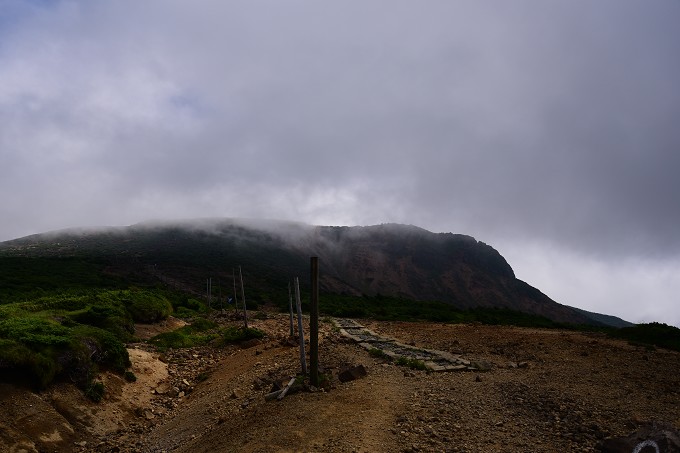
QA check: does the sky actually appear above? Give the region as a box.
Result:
[1,1,679,326]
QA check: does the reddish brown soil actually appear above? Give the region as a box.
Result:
[1,313,679,452]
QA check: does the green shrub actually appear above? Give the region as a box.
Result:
[124,371,137,382]
[219,326,265,344]
[85,381,105,402]
[69,325,131,372]
[149,330,194,350]
[68,304,134,341]
[121,291,173,323]
[0,339,59,389]
[187,317,217,332]
[0,316,70,347]
[172,298,204,315]
[0,288,180,392]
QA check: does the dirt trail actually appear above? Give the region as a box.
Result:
[141,321,408,453]
[1,313,679,452]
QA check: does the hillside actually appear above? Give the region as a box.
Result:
[0,218,627,327]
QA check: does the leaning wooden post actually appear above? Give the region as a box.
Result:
[309,257,319,387]
[239,266,248,329]
[288,280,294,337]
[294,277,307,374]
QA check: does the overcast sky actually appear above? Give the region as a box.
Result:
[1,1,679,326]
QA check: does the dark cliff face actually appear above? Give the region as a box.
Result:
[0,219,595,325]
[304,224,592,325]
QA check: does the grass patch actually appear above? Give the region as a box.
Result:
[368,348,391,360]
[395,356,428,371]
[148,317,265,350]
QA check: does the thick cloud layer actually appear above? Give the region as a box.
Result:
[1,1,679,325]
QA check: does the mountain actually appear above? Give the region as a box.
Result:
[0,218,628,327]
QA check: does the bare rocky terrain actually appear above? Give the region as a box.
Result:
[1,310,679,453]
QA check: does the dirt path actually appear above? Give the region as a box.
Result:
[2,313,679,452]
[140,320,408,453]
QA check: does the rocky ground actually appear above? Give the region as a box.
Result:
[1,310,679,452]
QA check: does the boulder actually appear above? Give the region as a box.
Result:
[338,365,367,383]
[598,422,680,452]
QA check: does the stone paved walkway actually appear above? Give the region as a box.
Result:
[333,318,487,372]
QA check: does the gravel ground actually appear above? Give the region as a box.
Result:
[2,312,679,452]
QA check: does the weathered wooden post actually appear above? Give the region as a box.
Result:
[288,280,294,337]
[294,277,307,374]
[239,266,248,329]
[310,257,319,387]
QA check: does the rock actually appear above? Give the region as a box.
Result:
[155,382,172,395]
[518,362,529,369]
[230,389,243,399]
[597,422,680,453]
[508,362,518,369]
[338,365,368,383]
[471,361,493,372]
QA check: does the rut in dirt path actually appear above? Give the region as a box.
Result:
[333,318,490,372]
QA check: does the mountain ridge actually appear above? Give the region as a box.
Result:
[0,218,631,327]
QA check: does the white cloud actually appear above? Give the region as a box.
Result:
[499,240,680,328]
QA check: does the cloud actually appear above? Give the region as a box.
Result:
[1,0,679,323]
[500,240,680,328]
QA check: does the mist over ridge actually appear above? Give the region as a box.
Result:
[0,217,631,328]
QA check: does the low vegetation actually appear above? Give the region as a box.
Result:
[302,293,568,328]
[0,288,175,393]
[610,322,680,352]
[148,318,264,351]
[1,249,678,403]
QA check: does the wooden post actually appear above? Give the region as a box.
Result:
[294,277,307,374]
[218,279,222,311]
[288,280,294,337]
[239,266,248,329]
[310,257,319,387]
[232,269,239,314]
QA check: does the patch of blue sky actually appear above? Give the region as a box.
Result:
[168,92,212,119]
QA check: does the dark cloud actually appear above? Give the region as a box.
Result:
[1,0,679,324]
